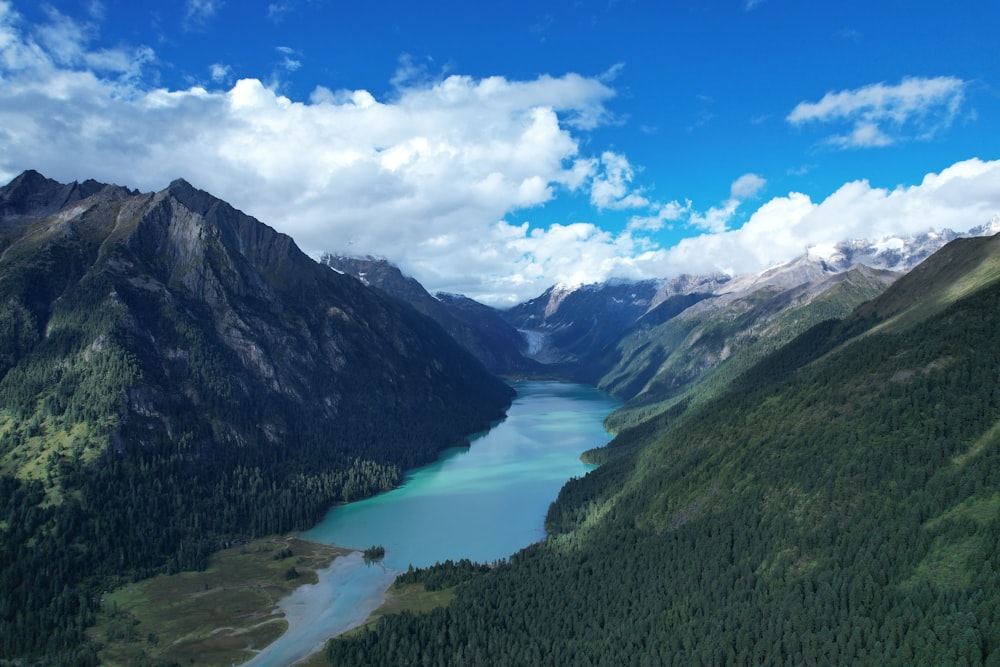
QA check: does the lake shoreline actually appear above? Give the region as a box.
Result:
[116,382,617,667]
[91,535,352,666]
[242,548,399,666]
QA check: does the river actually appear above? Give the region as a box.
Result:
[244,381,618,666]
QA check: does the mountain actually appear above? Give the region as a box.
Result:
[327,231,1000,666]
[500,279,690,376]
[0,169,109,219]
[495,225,1000,429]
[320,254,543,375]
[0,171,513,663]
[600,261,900,430]
[322,224,996,421]
[807,220,1000,273]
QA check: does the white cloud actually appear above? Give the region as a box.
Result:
[688,200,739,234]
[0,6,630,304]
[209,62,231,83]
[787,76,966,148]
[663,157,1000,276]
[686,173,767,233]
[184,0,222,29]
[390,53,435,89]
[627,199,691,233]
[590,151,649,210]
[34,6,90,65]
[1,7,997,306]
[268,2,294,22]
[85,1,105,21]
[730,172,765,199]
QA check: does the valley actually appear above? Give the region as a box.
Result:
[248,381,618,666]
[2,171,1000,665]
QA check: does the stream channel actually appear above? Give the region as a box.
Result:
[244,380,618,666]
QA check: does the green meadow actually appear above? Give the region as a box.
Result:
[91,536,348,666]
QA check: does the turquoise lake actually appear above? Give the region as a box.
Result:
[245,381,618,666]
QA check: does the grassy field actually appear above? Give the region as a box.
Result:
[364,582,455,626]
[90,535,349,666]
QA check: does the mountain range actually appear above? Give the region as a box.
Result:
[325,218,1000,431]
[3,169,1000,665]
[328,205,1000,666]
[0,171,512,663]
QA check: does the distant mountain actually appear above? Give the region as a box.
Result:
[493,224,1000,426]
[501,279,683,377]
[0,171,513,663]
[601,263,898,430]
[0,168,109,219]
[851,231,1000,333]
[807,220,1000,273]
[321,254,543,375]
[322,223,1000,410]
[328,223,1000,667]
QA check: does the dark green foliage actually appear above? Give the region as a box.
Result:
[394,559,492,591]
[603,266,895,432]
[363,545,386,562]
[0,173,514,664]
[327,247,1000,665]
[0,475,98,664]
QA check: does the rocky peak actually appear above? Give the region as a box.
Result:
[0,169,108,219]
[0,170,514,471]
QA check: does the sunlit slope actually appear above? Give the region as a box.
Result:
[602,264,897,431]
[328,233,1000,665]
[851,232,1000,334]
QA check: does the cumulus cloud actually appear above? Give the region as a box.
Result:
[788,76,967,148]
[0,4,632,304]
[627,199,691,233]
[1,7,997,305]
[663,157,1000,276]
[686,173,767,234]
[590,151,649,210]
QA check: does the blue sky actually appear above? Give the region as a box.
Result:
[1,0,999,304]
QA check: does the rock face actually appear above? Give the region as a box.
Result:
[322,254,544,376]
[500,280,680,373]
[599,263,901,427]
[0,171,517,664]
[0,169,110,219]
[0,171,513,473]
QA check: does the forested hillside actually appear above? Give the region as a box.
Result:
[327,232,1000,666]
[0,171,513,664]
